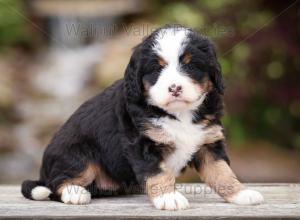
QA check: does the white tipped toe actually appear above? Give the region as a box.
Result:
[228,189,264,205]
[152,191,189,210]
[61,185,91,205]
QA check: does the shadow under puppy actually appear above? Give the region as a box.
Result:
[22,25,264,210]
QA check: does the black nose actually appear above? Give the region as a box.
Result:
[168,84,183,97]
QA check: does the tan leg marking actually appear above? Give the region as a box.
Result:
[57,164,96,195]
[57,164,97,205]
[57,163,120,205]
[57,163,120,195]
[94,165,120,191]
[197,148,245,200]
[146,167,189,210]
[146,170,175,200]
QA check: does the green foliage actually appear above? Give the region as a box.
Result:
[222,115,247,146]
[158,3,205,28]
[0,0,29,49]
[266,61,284,79]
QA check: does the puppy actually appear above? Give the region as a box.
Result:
[22,25,263,210]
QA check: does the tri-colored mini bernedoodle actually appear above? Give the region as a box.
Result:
[22,25,264,210]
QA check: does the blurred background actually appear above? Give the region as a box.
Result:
[0,0,299,184]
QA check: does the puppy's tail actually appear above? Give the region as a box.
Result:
[21,180,52,200]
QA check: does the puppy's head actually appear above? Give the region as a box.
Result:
[124,25,224,113]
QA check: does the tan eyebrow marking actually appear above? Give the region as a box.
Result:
[158,57,167,67]
[182,53,192,64]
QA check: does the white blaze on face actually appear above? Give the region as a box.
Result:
[149,28,205,112]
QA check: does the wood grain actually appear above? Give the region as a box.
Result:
[0,183,299,219]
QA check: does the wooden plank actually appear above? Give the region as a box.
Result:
[0,184,299,219]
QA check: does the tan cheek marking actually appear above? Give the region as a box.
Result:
[196,148,245,200]
[203,78,213,92]
[196,85,204,94]
[158,57,167,67]
[146,169,175,200]
[194,77,213,93]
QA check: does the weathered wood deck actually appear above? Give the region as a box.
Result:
[0,183,299,219]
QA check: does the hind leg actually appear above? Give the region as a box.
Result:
[59,185,91,205]
[56,163,98,205]
[56,163,121,204]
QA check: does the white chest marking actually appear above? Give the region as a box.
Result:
[151,112,206,176]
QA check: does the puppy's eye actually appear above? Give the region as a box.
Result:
[158,57,167,67]
[181,53,192,65]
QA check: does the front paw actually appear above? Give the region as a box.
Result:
[227,189,264,205]
[152,191,189,210]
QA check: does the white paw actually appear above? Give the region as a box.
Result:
[228,189,264,205]
[61,185,91,205]
[152,191,189,210]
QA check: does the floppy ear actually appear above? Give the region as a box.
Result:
[124,47,142,102]
[209,49,225,95]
